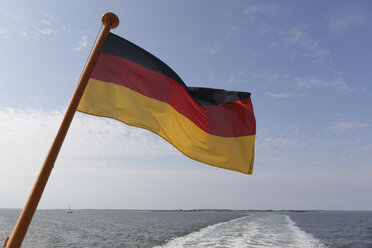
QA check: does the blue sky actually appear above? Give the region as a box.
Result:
[0,0,371,210]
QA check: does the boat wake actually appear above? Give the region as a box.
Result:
[155,213,327,248]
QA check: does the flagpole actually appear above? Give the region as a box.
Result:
[6,12,119,248]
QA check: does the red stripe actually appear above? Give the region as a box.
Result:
[90,53,256,137]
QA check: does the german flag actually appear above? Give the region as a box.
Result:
[77,33,256,174]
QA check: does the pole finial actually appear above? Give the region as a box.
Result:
[101,12,119,29]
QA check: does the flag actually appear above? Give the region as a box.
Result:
[77,32,256,174]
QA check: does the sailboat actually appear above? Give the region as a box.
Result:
[67,205,73,214]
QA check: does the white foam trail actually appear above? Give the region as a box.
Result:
[155,213,328,248]
[285,215,328,248]
[153,216,247,248]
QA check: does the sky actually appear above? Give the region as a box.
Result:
[0,0,372,211]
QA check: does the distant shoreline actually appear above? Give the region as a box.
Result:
[149,209,372,213]
[1,208,371,212]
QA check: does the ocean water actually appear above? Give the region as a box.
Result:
[0,209,371,247]
[288,211,372,248]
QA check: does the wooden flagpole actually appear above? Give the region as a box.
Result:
[6,12,119,248]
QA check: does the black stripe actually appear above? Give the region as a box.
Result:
[103,32,251,105]
[103,33,185,87]
[188,87,251,105]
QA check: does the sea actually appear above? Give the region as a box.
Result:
[0,209,371,247]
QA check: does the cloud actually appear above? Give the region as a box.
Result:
[224,25,238,40]
[41,19,51,25]
[37,13,56,35]
[61,26,71,32]
[0,29,8,39]
[327,2,368,35]
[3,11,57,38]
[260,25,332,65]
[201,45,222,54]
[294,73,351,91]
[278,25,331,64]
[227,75,235,84]
[329,13,365,34]
[5,13,29,21]
[20,30,39,39]
[75,36,88,51]
[38,27,54,35]
[42,12,56,21]
[256,117,372,173]
[19,26,55,38]
[258,136,305,150]
[0,108,178,170]
[203,71,258,86]
[244,4,278,20]
[329,121,369,133]
[265,92,297,99]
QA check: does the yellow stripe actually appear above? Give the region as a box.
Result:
[78,79,255,174]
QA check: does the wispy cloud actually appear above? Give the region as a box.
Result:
[204,71,283,88]
[244,4,278,20]
[0,108,177,170]
[75,36,88,51]
[328,2,367,35]
[278,25,331,64]
[259,136,306,150]
[329,13,365,34]
[3,11,58,38]
[20,30,39,39]
[227,74,235,84]
[224,25,238,40]
[260,25,332,65]
[265,92,298,99]
[256,117,372,173]
[204,71,261,86]
[329,121,369,133]
[42,12,56,21]
[38,27,54,35]
[294,73,351,92]
[5,13,29,21]
[201,45,222,54]
[36,12,56,35]
[19,26,55,38]
[61,26,71,32]
[41,19,51,25]
[0,29,8,39]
